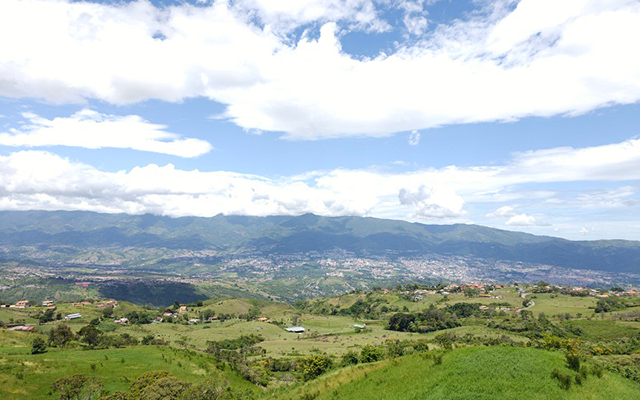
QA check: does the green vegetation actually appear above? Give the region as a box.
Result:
[289,347,640,400]
[1,283,640,399]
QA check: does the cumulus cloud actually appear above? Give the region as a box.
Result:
[0,110,213,157]
[234,0,389,33]
[408,130,421,146]
[0,0,639,139]
[0,151,468,220]
[0,136,638,222]
[398,185,465,218]
[506,213,549,227]
[486,205,516,217]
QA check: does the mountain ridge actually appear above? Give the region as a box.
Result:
[0,210,638,273]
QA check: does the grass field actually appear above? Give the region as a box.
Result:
[2,288,640,399]
[529,293,597,316]
[285,347,640,400]
[0,331,259,400]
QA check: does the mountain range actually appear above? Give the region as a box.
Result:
[0,210,638,274]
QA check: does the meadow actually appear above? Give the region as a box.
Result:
[1,284,640,399]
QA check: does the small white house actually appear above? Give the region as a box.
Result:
[65,313,82,320]
[285,326,305,333]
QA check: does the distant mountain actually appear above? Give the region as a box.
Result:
[0,210,639,273]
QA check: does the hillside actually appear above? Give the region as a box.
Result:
[289,347,640,400]
[2,285,640,399]
[0,210,639,274]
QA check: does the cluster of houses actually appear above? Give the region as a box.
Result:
[534,284,640,297]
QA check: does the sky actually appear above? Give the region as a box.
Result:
[0,0,639,241]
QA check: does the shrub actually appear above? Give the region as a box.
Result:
[566,351,580,371]
[360,344,384,363]
[51,374,103,400]
[341,350,360,366]
[298,355,333,381]
[31,337,47,354]
[48,324,74,348]
[551,369,572,390]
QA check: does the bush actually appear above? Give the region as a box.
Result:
[31,337,47,354]
[341,350,360,366]
[48,324,74,348]
[360,344,384,363]
[566,351,580,371]
[298,355,333,381]
[51,374,103,400]
[552,369,572,390]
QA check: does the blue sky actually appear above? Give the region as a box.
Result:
[0,0,639,240]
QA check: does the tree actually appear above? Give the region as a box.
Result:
[48,324,74,348]
[102,306,114,319]
[140,376,192,400]
[51,374,102,400]
[129,371,173,398]
[78,325,103,347]
[246,306,260,321]
[31,337,47,354]
[39,309,55,324]
[464,288,480,298]
[387,313,416,332]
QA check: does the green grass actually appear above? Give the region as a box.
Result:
[530,294,597,317]
[0,332,258,399]
[567,320,640,342]
[286,347,640,400]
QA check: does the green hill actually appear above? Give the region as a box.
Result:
[289,347,640,400]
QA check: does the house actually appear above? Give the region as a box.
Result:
[179,306,188,313]
[479,294,492,298]
[96,300,118,308]
[285,326,305,333]
[9,325,35,332]
[46,306,57,311]
[207,316,218,321]
[353,324,366,330]
[257,317,270,322]
[479,306,489,311]
[15,300,30,308]
[65,313,82,320]
[163,312,174,317]
[42,300,54,307]
[114,318,129,324]
[153,317,163,323]
[188,318,200,324]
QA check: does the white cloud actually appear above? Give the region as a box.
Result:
[408,130,421,146]
[398,185,465,218]
[0,137,638,227]
[0,1,639,139]
[0,110,212,158]
[580,225,596,235]
[234,0,389,33]
[487,205,516,217]
[506,213,549,227]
